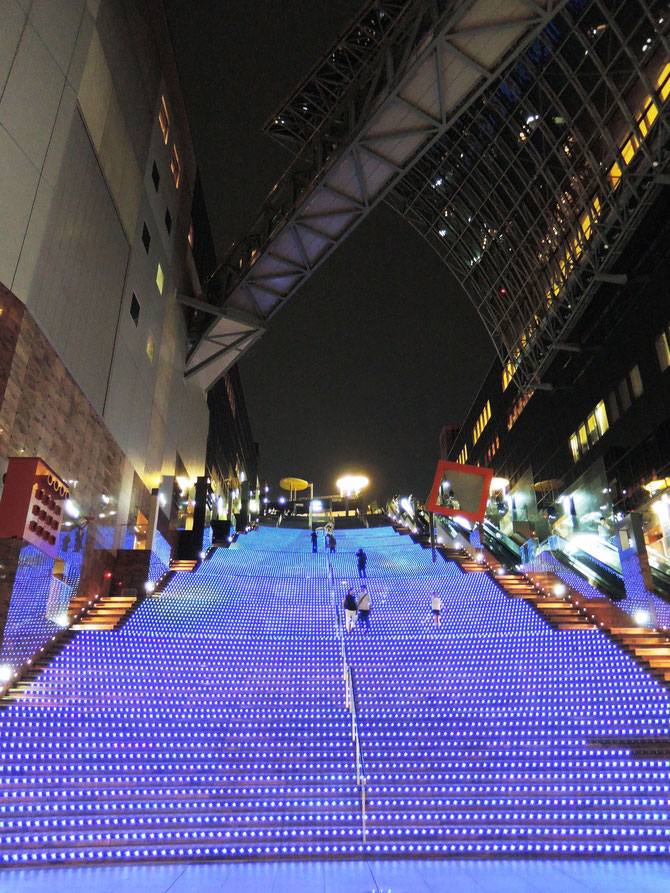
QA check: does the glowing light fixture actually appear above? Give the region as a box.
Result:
[336,475,369,497]
[634,609,651,627]
[399,498,414,518]
[64,499,80,519]
[644,478,670,495]
[489,477,509,492]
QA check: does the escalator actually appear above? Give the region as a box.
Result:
[480,518,522,567]
[437,512,670,602]
[547,532,626,601]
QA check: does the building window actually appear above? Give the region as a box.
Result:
[484,435,499,466]
[570,433,580,463]
[171,145,180,188]
[159,95,170,144]
[618,378,631,412]
[156,263,164,294]
[151,161,160,192]
[165,208,172,234]
[473,400,491,445]
[141,223,151,254]
[188,221,194,249]
[570,399,609,462]
[502,362,515,391]
[507,392,532,431]
[655,326,670,371]
[146,333,155,363]
[608,390,620,424]
[578,423,588,453]
[629,364,643,399]
[130,293,140,327]
[593,400,609,437]
[457,444,468,465]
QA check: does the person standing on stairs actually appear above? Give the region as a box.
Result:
[431,591,442,628]
[356,547,367,579]
[328,533,337,554]
[343,587,358,633]
[311,529,318,553]
[358,584,371,633]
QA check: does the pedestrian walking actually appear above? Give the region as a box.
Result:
[356,547,367,579]
[311,529,318,553]
[431,591,442,627]
[358,584,371,633]
[343,587,358,633]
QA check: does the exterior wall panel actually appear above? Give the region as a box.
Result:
[26,112,129,416]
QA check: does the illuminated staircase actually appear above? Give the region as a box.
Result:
[71,590,140,630]
[2,525,670,865]
[438,544,488,573]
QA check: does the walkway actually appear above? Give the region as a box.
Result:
[6,857,670,892]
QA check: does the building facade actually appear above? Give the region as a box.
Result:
[0,0,257,662]
[447,195,670,547]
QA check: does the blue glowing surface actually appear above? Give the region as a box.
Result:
[1,525,670,865]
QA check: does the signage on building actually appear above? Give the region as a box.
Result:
[0,457,70,559]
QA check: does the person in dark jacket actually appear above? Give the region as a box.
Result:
[356,548,367,578]
[328,534,336,554]
[343,587,357,633]
[311,529,318,553]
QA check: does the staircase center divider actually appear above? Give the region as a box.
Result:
[327,553,367,843]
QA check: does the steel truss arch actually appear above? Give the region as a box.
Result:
[187,0,572,390]
[387,0,670,392]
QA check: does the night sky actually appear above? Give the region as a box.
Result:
[165,1,494,502]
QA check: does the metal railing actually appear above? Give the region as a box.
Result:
[328,554,367,843]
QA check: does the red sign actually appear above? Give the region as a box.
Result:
[0,457,70,558]
[426,460,493,523]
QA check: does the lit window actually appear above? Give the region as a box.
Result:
[656,329,670,371]
[570,433,580,463]
[578,424,588,453]
[629,364,643,399]
[188,221,194,249]
[621,135,638,165]
[507,392,532,431]
[594,400,609,437]
[502,362,515,391]
[171,145,180,188]
[586,412,599,447]
[658,62,670,102]
[146,333,155,363]
[159,95,170,144]
[473,400,491,445]
[637,98,658,138]
[156,263,164,294]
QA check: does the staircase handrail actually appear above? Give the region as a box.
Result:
[328,553,367,843]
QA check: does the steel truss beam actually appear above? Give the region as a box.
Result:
[187,0,571,390]
[386,0,670,392]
